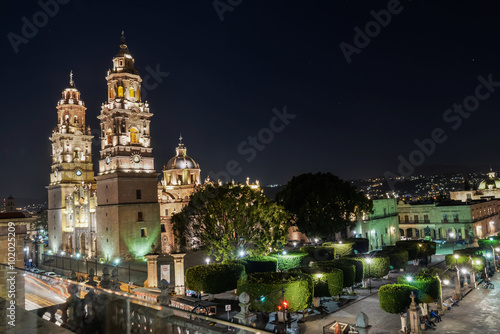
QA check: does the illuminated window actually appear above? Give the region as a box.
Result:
[130,128,138,144]
[118,86,123,97]
[109,88,113,99]
[107,130,113,146]
[130,87,135,98]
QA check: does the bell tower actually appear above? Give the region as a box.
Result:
[47,73,95,253]
[96,33,160,260]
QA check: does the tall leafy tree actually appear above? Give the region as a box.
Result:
[276,173,372,240]
[172,183,290,262]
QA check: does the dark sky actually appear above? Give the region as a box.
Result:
[2,0,500,201]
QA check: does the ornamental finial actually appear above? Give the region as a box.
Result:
[69,70,74,87]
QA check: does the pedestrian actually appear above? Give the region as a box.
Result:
[430,310,442,322]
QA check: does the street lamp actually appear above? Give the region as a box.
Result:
[205,258,210,265]
[366,258,373,294]
[454,254,459,267]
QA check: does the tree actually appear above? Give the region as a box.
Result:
[172,183,290,262]
[276,173,372,240]
[31,210,48,234]
[379,284,418,333]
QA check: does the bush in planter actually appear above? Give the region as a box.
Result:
[300,246,336,261]
[186,263,245,294]
[346,254,390,278]
[397,273,440,304]
[379,284,418,314]
[381,246,409,270]
[322,241,355,257]
[239,256,278,274]
[312,260,355,288]
[237,272,313,312]
[269,251,309,271]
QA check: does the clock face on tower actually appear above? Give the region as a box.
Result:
[76,169,82,176]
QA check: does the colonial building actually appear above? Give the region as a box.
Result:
[95,34,160,260]
[450,170,500,202]
[47,73,96,256]
[398,199,500,241]
[355,198,399,250]
[158,137,201,254]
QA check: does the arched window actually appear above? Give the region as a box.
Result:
[74,115,78,124]
[130,128,138,144]
[109,88,113,99]
[130,87,135,98]
[118,86,123,97]
[106,129,113,146]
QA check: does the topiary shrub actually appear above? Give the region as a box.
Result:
[237,272,313,312]
[397,273,440,304]
[269,251,309,271]
[239,256,278,274]
[478,238,500,249]
[186,263,245,294]
[322,241,355,257]
[381,246,409,270]
[379,284,417,314]
[348,238,369,253]
[327,269,344,297]
[445,254,485,272]
[343,257,365,283]
[300,246,336,261]
[312,260,355,288]
[347,254,390,278]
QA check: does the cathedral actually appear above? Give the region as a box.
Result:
[47,35,202,261]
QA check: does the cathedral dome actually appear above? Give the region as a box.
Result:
[478,171,500,190]
[165,136,199,170]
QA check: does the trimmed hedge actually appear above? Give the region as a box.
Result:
[237,272,313,312]
[186,263,245,294]
[322,241,355,257]
[312,260,355,288]
[453,247,484,257]
[397,273,441,304]
[300,246,336,261]
[379,284,417,314]
[343,257,364,283]
[445,254,485,272]
[269,251,309,271]
[348,238,369,254]
[347,254,390,278]
[478,238,500,249]
[395,240,436,260]
[327,269,344,297]
[239,256,278,274]
[381,246,409,270]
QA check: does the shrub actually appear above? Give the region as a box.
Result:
[348,238,369,253]
[397,273,440,304]
[381,246,409,270]
[312,260,355,288]
[300,246,336,261]
[240,256,278,274]
[237,272,313,312]
[343,257,365,283]
[327,269,344,297]
[478,238,500,249]
[186,263,245,294]
[322,241,355,257]
[347,254,390,278]
[379,284,417,314]
[445,254,485,272]
[395,240,436,260]
[269,251,309,271]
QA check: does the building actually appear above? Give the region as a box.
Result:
[47,73,96,256]
[95,35,161,260]
[354,198,399,250]
[397,199,500,241]
[158,137,201,254]
[450,170,500,202]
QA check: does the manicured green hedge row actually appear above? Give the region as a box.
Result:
[478,238,500,249]
[239,256,278,274]
[395,240,436,260]
[348,238,369,253]
[269,251,309,271]
[346,254,390,278]
[381,246,409,270]
[322,241,355,257]
[300,246,336,261]
[186,263,245,294]
[311,260,355,288]
[237,272,313,312]
[397,273,441,303]
[379,284,417,314]
[445,254,485,272]
[453,247,484,257]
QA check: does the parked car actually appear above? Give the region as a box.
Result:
[433,239,447,244]
[31,269,42,274]
[45,272,57,277]
[455,239,468,245]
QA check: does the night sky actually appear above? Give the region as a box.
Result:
[2,0,500,202]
